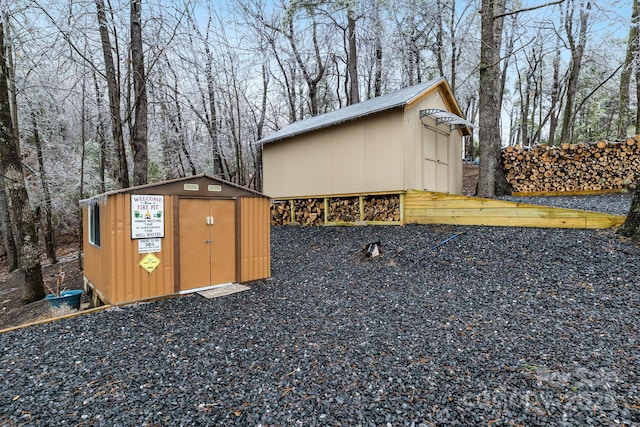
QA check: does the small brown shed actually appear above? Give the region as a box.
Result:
[80,174,270,305]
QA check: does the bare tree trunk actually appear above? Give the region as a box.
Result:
[95,0,129,188]
[0,175,18,270]
[435,0,445,78]
[477,0,511,198]
[464,96,478,161]
[203,28,227,179]
[617,0,639,138]
[30,111,56,264]
[181,12,228,178]
[373,2,383,98]
[158,64,196,179]
[619,186,640,239]
[4,14,18,143]
[130,0,148,186]
[158,105,184,179]
[519,71,531,148]
[533,49,543,145]
[498,14,516,111]
[0,22,44,303]
[347,8,359,105]
[254,62,269,192]
[79,69,87,270]
[172,97,197,177]
[241,3,298,121]
[207,78,229,181]
[92,70,107,193]
[229,74,245,184]
[1,14,18,271]
[285,14,325,116]
[518,48,540,148]
[559,1,589,146]
[548,36,562,144]
[274,44,297,121]
[449,0,457,92]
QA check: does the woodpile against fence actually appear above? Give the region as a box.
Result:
[502,135,640,193]
[270,194,401,225]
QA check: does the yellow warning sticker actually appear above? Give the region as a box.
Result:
[139,253,161,273]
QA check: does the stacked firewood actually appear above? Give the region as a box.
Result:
[363,195,401,221]
[294,198,325,226]
[502,136,640,193]
[270,200,292,226]
[327,197,360,222]
[270,194,403,226]
[270,199,325,225]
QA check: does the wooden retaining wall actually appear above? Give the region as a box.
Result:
[404,190,625,229]
[271,190,625,229]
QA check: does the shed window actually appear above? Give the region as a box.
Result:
[88,202,101,247]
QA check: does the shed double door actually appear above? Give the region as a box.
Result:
[179,198,236,291]
[422,127,450,192]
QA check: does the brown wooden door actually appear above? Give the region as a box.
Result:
[179,198,236,291]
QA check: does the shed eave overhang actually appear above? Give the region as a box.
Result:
[420,108,476,133]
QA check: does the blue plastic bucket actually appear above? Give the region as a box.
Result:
[45,289,83,310]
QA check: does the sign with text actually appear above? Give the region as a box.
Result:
[139,253,161,273]
[138,238,161,254]
[131,195,165,239]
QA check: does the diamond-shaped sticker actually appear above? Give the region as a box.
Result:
[139,253,161,273]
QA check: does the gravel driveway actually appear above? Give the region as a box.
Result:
[1,196,639,426]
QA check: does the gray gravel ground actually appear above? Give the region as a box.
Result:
[1,197,639,426]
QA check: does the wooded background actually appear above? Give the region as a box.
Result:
[0,0,638,250]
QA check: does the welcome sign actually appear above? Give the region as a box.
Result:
[131,195,165,239]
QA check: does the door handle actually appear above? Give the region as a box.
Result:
[206,216,215,225]
[205,240,212,243]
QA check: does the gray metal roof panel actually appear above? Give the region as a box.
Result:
[259,77,443,145]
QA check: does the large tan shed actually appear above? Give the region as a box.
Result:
[80,174,270,305]
[260,77,473,199]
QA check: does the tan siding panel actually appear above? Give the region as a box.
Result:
[263,110,404,198]
[363,111,404,192]
[449,132,463,194]
[262,146,282,198]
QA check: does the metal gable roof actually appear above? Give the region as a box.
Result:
[259,77,446,145]
[79,174,268,207]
